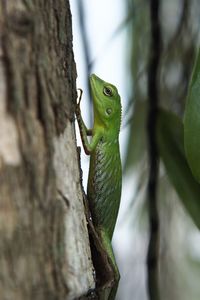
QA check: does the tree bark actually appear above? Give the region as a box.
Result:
[0,1,95,299]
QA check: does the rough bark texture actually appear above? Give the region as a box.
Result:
[0,1,95,299]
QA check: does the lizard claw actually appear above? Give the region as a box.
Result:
[77,88,83,106]
[75,89,83,118]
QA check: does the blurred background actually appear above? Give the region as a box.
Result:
[70,1,200,299]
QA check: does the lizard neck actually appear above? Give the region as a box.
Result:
[93,110,121,139]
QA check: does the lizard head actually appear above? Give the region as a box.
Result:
[90,74,122,133]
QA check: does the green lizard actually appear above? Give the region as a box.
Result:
[75,74,122,300]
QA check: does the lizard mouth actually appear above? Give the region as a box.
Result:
[90,74,96,92]
[90,73,100,82]
[90,74,103,90]
[90,74,105,109]
[90,74,100,102]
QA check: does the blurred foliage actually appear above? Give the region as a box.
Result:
[124,0,149,172]
[125,0,199,173]
[124,100,147,170]
[157,109,200,229]
[123,0,200,300]
[184,48,200,182]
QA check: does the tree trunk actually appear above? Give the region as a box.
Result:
[0,1,95,299]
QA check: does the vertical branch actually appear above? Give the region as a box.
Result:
[0,0,95,299]
[146,0,161,300]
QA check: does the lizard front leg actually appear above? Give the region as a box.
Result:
[76,89,101,154]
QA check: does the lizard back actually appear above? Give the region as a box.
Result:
[87,137,122,239]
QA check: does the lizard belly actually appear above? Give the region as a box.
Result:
[87,140,122,239]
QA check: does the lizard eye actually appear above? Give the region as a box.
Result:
[103,86,113,97]
[106,108,112,115]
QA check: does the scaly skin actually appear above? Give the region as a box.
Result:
[76,74,122,300]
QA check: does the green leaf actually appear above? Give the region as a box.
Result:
[184,48,200,182]
[157,109,200,229]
